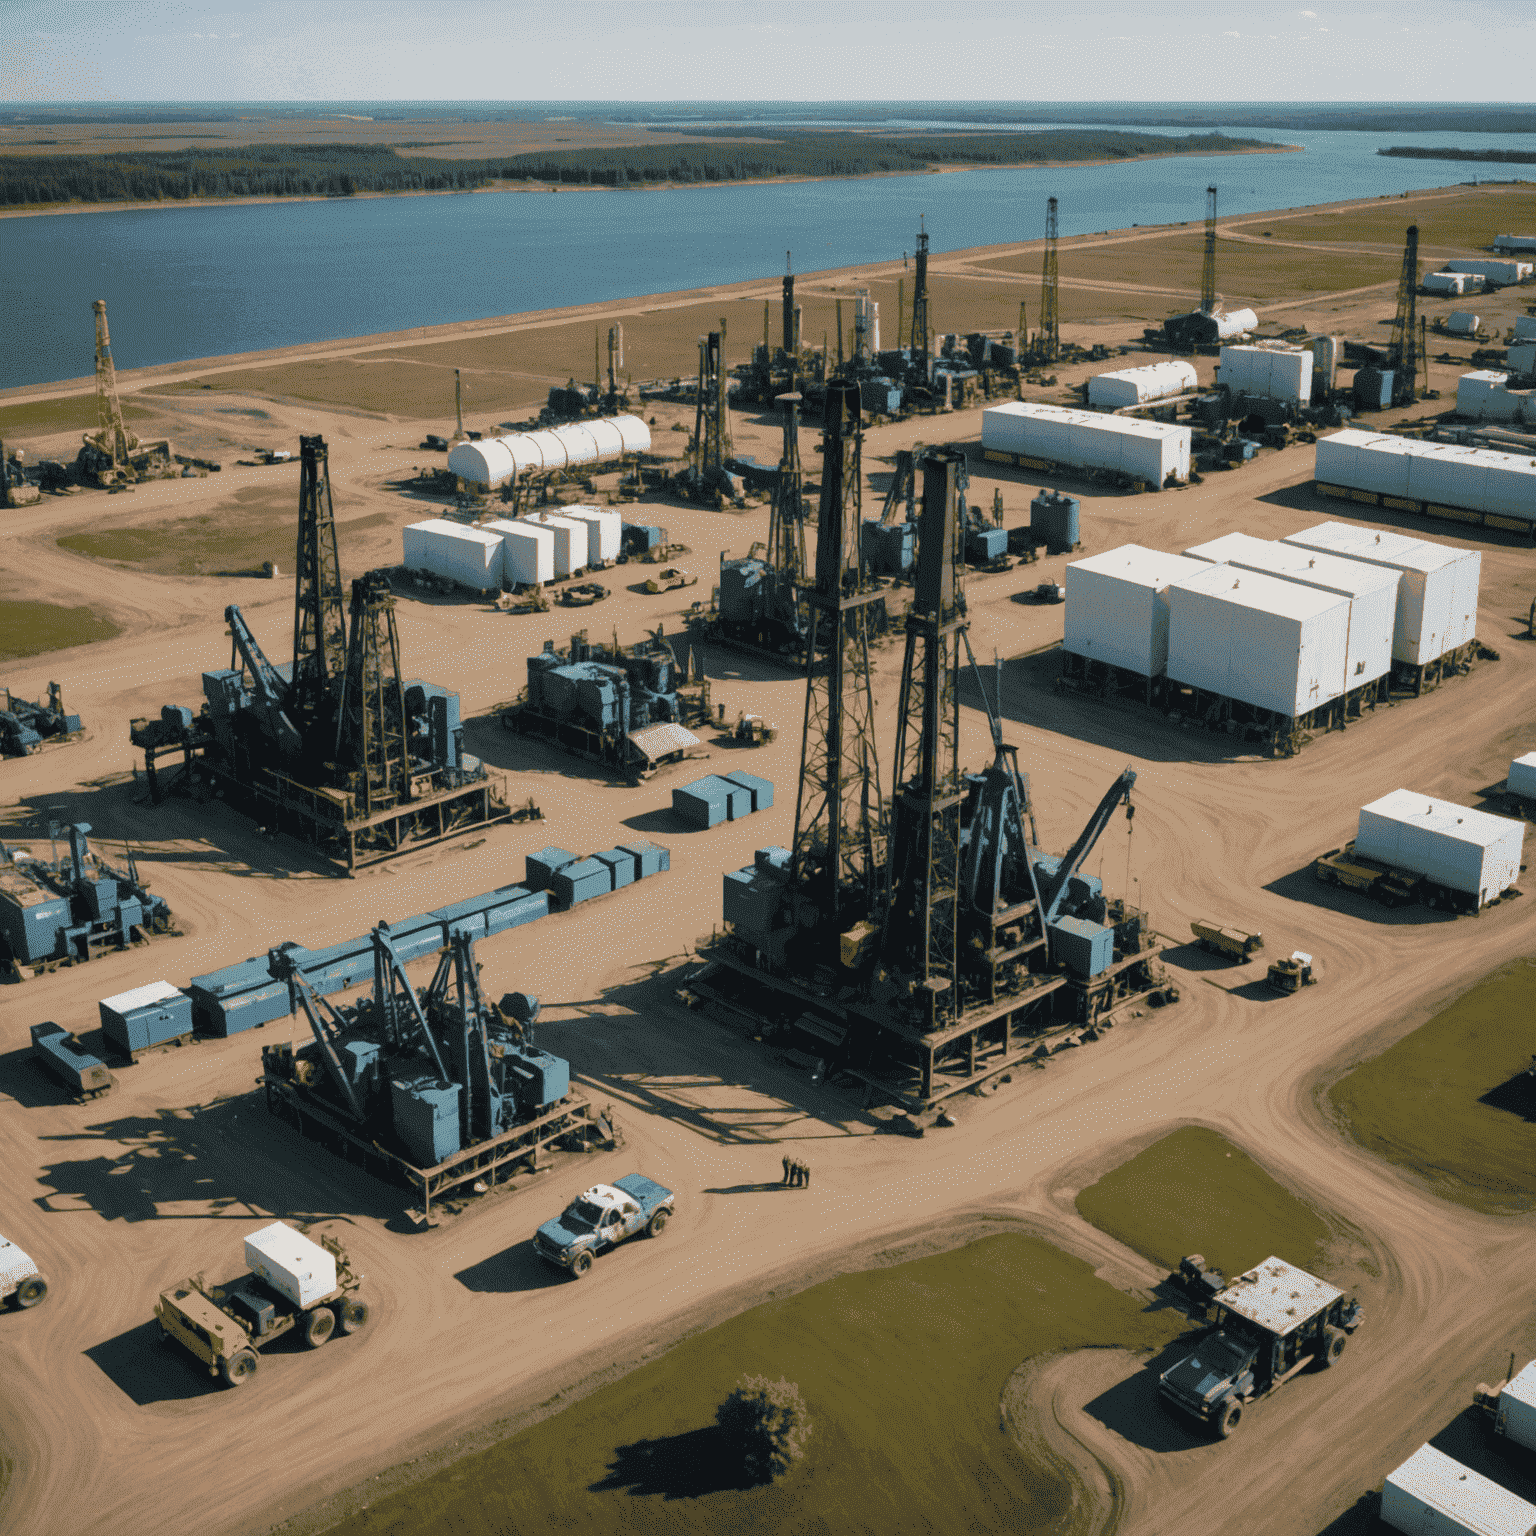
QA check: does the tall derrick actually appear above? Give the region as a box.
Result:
[790,381,886,932]
[1389,225,1421,406]
[290,435,349,760]
[1201,186,1218,315]
[692,329,731,481]
[766,391,808,591]
[910,221,931,374]
[883,447,967,1030]
[335,572,410,817]
[783,253,798,354]
[1039,197,1060,363]
[88,299,139,478]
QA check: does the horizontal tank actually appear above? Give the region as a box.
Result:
[1382,1443,1536,1536]
[1086,360,1197,409]
[1424,270,1481,295]
[402,519,504,591]
[1356,789,1523,903]
[1064,544,1209,677]
[1211,308,1258,340]
[1446,311,1482,336]
[1166,563,1350,718]
[982,402,1190,485]
[448,415,652,489]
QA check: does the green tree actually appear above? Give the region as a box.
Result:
[715,1376,812,1483]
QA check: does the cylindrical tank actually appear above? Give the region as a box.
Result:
[447,416,653,489]
[1311,334,1339,395]
[1031,490,1081,552]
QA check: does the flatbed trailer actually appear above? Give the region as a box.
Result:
[1310,841,1494,913]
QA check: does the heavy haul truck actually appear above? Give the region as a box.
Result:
[156,1222,368,1387]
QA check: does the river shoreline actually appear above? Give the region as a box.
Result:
[0,143,1298,222]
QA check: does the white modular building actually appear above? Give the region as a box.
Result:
[1457,371,1525,422]
[1085,360,1198,409]
[1509,752,1536,802]
[1166,563,1350,718]
[1424,270,1485,296]
[1216,343,1313,404]
[1445,257,1534,284]
[402,519,505,591]
[244,1222,338,1310]
[448,415,652,491]
[1382,1443,1536,1536]
[520,513,588,578]
[1357,790,1524,905]
[1446,311,1482,336]
[1285,519,1481,665]
[559,505,623,566]
[480,518,555,587]
[982,401,1191,485]
[1063,545,1210,676]
[1312,429,1536,530]
[1184,532,1397,689]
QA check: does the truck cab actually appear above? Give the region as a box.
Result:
[1158,1256,1363,1437]
[534,1174,674,1278]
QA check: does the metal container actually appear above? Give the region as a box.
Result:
[389,1077,462,1168]
[720,780,754,821]
[481,518,554,586]
[430,896,489,942]
[966,527,1008,563]
[448,416,651,490]
[550,858,613,908]
[0,868,70,964]
[1357,789,1523,903]
[1510,753,1536,801]
[560,505,622,565]
[723,769,773,813]
[1284,519,1482,663]
[1167,564,1350,717]
[187,958,290,1036]
[724,867,783,944]
[401,519,503,591]
[1048,916,1114,978]
[1447,311,1482,336]
[1065,545,1210,677]
[1446,258,1534,284]
[1353,368,1394,411]
[521,514,588,577]
[1516,316,1536,342]
[755,845,791,875]
[622,522,664,553]
[1382,1443,1536,1536]
[1184,532,1397,689]
[1497,1362,1536,1452]
[1217,344,1313,404]
[1457,372,1523,422]
[674,776,731,829]
[482,887,548,936]
[1509,343,1536,374]
[618,839,670,878]
[1497,236,1536,254]
[1086,361,1197,408]
[505,1045,569,1110]
[593,849,635,890]
[292,938,374,997]
[1211,308,1258,339]
[982,402,1190,485]
[243,1221,338,1309]
[99,981,193,1054]
[525,848,577,891]
[30,1022,111,1095]
[1030,490,1080,551]
[1424,271,1477,295]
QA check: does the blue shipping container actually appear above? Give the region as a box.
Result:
[187,958,291,1036]
[593,849,635,889]
[30,1022,111,1096]
[723,770,773,813]
[526,847,578,890]
[618,840,670,878]
[1049,916,1115,979]
[550,858,612,908]
[99,982,194,1054]
[674,776,731,829]
[0,884,71,964]
[483,889,549,936]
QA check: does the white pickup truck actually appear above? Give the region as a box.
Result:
[1,1232,48,1309]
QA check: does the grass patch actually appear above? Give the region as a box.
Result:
[323,1231,1183,1536]
[1328,957,1536,1214]
[1076,1126,1334,1279]
[0,599,120,660]
[0,394,153,441]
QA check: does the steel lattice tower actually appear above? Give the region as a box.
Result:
[1389,226,1420,405]
[790,381,886,932]
[783,253,798,354]
[883,448,967,1029]
[1040,198,1060,363]
[767,391,808,590]
[910,222,931,373]
[90,300,139,473]
[336,572,410,817]
[1201,186,1218,314]
[290,435,349,760]
[693,330,731,479]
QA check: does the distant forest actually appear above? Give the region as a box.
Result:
[1378,146,1536,165]
[0,130,1275,208]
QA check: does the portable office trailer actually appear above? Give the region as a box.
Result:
[1284,521,1481,668]
[1381,1442,1536,1536]
[1216,344,1313,404]
[1064,545,1210,677]
[481,519,555,586]
[1184,532,1397,690]
[1356,789,1523,905]
[1166,564,1350,718]
[401,520,504,592]
[1509,752,1536,803]
[982,402,1190,485]
[560,506,622,565]
[1424,271,1483,296]
[1445,258,1534,284]
[520,513,588,577]
[1085,361,1198,408]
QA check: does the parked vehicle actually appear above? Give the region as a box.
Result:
[0,1232,48,1309]
[1266,952,1316,994]
[533,1175,674,1278]
[1191,919,1264,960]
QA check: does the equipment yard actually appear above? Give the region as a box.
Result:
[2,180,1536,1536]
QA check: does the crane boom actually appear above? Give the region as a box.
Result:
[225,605,304,760]
[1034,767,1136,926]
[268,947,367,1120]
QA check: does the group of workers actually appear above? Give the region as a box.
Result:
[780,1154,811,1188]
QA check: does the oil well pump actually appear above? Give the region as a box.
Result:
[131,435,510,871]
[691,436,1175,1115]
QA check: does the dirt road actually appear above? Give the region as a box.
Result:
[2,250,1535,1536]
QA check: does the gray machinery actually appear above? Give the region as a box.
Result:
[0,682,81,758]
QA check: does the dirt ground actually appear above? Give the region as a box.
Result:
[2,183,1536,1536]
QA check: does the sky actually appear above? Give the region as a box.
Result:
[3,0,1533,104]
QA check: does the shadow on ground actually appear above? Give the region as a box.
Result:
[1480,1071,1536,1122]
[1262,866,1456,927]
[456,1240,574,1295]
[0,1047,71,1111]
[86,1320,218,1405]
[1257,481,1536,550]
[590,1426,759,1498]
[1160,942,1247,976]
[1083,1333,1217,1454]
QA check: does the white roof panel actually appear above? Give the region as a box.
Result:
[1214,1256,1342,1337]
[1171,562,1348,623]
[1069,544,1208,590]
[100,980,184,1013]
[1385,1443,1536,1536]
[1361,789,1523,852]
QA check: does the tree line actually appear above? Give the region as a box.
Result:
[1378,146,1536,165]
[0,130,1274,208]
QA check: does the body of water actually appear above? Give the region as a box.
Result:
[5,123,1535,390]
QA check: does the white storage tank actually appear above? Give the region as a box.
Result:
[448,415,652,490]
[1063,545,1211,677]
[559,505,622,565]
[1166,564,1350,718]
[1285,520,1481,665]
[1447,312,1482,337]
[1312,334,1340,394]
[481,518,554,587]
[1446,258,1534,284]
[521,513,588,577]
[1086,360,1197,409]
[402,519,504,591]
[1357,789,1524,904]
[1508,752,1536,802]
[1217,344,1313,404]
[1382,1443,1536,1536]
[1184,532,1397,689]
[1211,308,1258,340]
[244,1221,338,1309]
[982,401,1190,485]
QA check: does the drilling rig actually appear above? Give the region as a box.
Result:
[688,436,1177,1116]
[1387,225,1423,407]
[1037,196,1061,364]
[130,435,510,871]
[910,221,932,378]
[77,300,173,487]
[1201,185,1219,316]
[677,329,736,503]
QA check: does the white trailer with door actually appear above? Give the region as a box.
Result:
[1355,789,1524,909]
[1381,1442,1536,1536]
[1063,546,1209,677]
